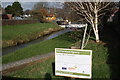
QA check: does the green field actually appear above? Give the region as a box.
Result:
[3,23,60,40]
[2,31,79,64]
[7,40,110,80]
[2,23,61,47]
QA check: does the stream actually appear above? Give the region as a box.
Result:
[2,29,71,55]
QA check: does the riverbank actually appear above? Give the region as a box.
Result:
[2,23,62,48]
[2,29,70,55]
[3,31,81,64]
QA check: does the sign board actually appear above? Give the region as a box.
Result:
[55,48,92,79]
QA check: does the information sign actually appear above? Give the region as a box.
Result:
[55,48,92,79]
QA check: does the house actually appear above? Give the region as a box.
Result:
[46,14,56,21]
[0,8,2,20]
[2,14,12,20]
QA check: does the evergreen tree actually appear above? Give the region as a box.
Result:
[12,2,23,16]
[5,5,13,14]
[5,1,23,16]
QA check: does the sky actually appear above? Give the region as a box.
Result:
[1,0,120,10]
[1,0,120,2]
[1,2,36,11]
[1,2,64,11]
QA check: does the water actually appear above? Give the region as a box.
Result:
[2,29,71,55]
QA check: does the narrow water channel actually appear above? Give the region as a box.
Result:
[2,29,71,55]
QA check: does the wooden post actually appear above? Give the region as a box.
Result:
[81,24,88,49]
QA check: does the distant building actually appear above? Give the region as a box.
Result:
[2,14,12,20]
[46,14,56,21]
[0,8,2,20]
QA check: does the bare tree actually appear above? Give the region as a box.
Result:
[33,2,46,10]
[66,1,114,42]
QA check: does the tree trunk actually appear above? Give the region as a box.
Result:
[95,15,100,42]
[95,30,100,42]
[92,28,100,43]
[94,5,100,43]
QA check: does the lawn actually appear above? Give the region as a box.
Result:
[2,23,62,47]
[3,23,60,40]
[6,40,110,80]
[2,31,80,64]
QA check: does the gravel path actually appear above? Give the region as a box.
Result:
[2,52,54,71]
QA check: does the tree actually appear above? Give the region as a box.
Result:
[5,1,23,16]
[24,9,31,15]
[5,5,13,14]
[12,2,23,16]
[31,10,43,20]
[33,2,46,10]
[39,8,48,17]
[66,1,114,42]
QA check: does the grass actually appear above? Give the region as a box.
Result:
[2,31,79,64]
[2,23,62,47]
[3,23,59,40]
[7,40,110,80]
[3,29,111,79]
[8,57,61,79]
[85,41,110,79]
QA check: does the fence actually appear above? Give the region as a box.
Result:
[2,19,39,26]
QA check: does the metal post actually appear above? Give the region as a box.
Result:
[81,24,88,49]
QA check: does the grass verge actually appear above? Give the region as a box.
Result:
[6,40,110,80]
[2,23,62,47]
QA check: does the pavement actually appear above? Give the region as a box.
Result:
[2,52,55,71]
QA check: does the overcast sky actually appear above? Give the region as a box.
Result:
[2,2,36,10]
[1,2,64,11]
[1,0,120,10]
[1,0,120,2]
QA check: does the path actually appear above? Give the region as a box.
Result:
[2,52,54,71]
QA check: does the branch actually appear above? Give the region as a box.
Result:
[98,12,106,17]
[98,2,111,11]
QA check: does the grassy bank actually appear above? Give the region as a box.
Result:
[6,40,110,79]
[2,23,62,47]
[3,31,80,64]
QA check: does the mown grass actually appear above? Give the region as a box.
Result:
[7,40,110,80]
[2,31,79,64]
[3,23,59,40]
[2,23,62,47]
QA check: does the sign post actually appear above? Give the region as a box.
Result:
[81,24,88,49]
[55,48,92,79]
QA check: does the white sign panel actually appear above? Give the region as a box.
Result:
[55,48,92,79]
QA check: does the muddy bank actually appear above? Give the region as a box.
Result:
[2,27,63,48]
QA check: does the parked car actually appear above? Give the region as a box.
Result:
[14,17,23,20]
[56,21,68,25]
